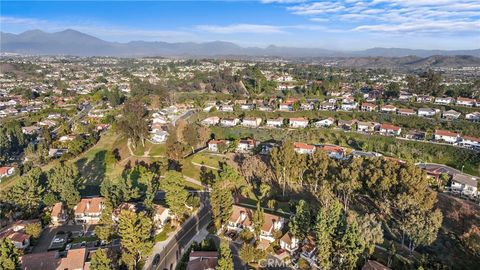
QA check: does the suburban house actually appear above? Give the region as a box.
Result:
[314,117,335,128]
[442,110,461,120]
[7,232,31,249]
[240,104,255,111]
[459,136,480,150]
[294,142,316,155]
[201,116,220,126]
[301,103,314,111]
[219,104,234,112]
[321,145,345,159]
[21,248,88,270]
[258,105,273,111]
[397,108,416,116]
[361,102,377,112]
[227,205,253,232]
[465,112,480,122]
[300,234,318,267]
[450,173,478,198]
[186,251,218,270]
[418,108,437,117]
[379,124,402,136]
[220,118,240,127]
[337,119,356,131]
[208,139,230,153]
[279,102,293,111]
[380,105,397,113]
[435,97,455,105]
[259,212,285,243]
[280,231,300,254]
[0,166,15,178]
[0,220,40,250]
[150,130,168,143]
[21,126,41,135]
[416,95,434,103]
[456,97,476,107]
[434,130,460,144]
[357,121,377,133]
[74,197,104,224]
[320,101,336,111]
[289,118,309,128]
[340,101,358,111]
[112,202,145,223]
[405,130,426,141]
[153,204,171,229]
[241,117,262,128]
[362,260,391,270]
[399,91,414,101]
[51,202,68,226]
[237,139,257,152]
[266,118,284,128]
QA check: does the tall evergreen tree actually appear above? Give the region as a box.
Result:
[118,210,153,270]
[0,238,20,270]
[161,171,189,219]
[217,241,234,270]
[90,249,113,270]
[289,200,311,241]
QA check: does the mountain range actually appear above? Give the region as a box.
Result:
[1,29,480,58]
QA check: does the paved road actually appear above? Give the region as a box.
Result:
[52,103,93,133]
[145,194,212,270]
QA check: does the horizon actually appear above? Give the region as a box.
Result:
[1,1,480,51]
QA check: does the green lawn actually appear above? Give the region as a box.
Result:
[191,152,226,169]
[154,225,176,242]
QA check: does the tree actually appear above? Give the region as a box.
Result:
[25,222,42,239]
[335,218,365,270]
[118,97,148,148]
[217,241,234,270]
[210,181,233,229]
[289,200,311,241]
[315,200,342,270]
[306,150,330,193]
[404,209,442,252]
[118,210,153,270]
[47,162,81,208]
[90,249,113,270]
[385,82,400,99]
[239,243,264,265]
[160,171,190,219]
[0,238,19,270]
[252,202,264,239]
[105,86,124,106]
[183,123,200,153]
[334,159,362,211]
[7,168,45,215]
[270,141,297,197]
[95,207,115,243]
[357,214,384,260]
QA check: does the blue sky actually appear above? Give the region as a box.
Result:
[1,1,479,50]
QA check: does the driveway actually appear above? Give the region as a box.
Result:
[32,224,94,253]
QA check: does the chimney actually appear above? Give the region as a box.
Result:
[86,201,90,210]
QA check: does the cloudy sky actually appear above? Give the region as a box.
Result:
[1,0,479,50]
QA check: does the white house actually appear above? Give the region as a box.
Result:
[220,118,240,127]
[0,166,15,178]
[294,142,315,155]
[279,103,293,111]
[207,139,230,153]
[340,101,358,111]
[435,97,455,105]
[459,136,480,150]
[227,205,253,232]
[241,118,262,128]
[418,108,437,117]
[450,173,478,198]
[442,110,461,120]
[237,139,257,152]
[321,145,345,160]
[289,118,309,128]
[201,116,220,126]
[280,232,299,254]
[266,118,284,128]
[320,101,336,111]
[51,202,68,226]
[380,105,397,113]
[153,205,171,229]
[416,95,434,103]
[357,122,376,133]
[434,130,460,144]
[379,123,402,136]
[397,108,416,116]
[314,118,334,128]
[465,112,480,122]
[399,91,414,101]
[361,102,376,112]
[456,97,476,107]
[259,212,285,243]
[74,197,104,224]
[240,104,255,111]
[219,104,234,112]
[150,130,168,143]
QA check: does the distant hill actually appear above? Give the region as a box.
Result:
[333,55,480,69]
[2,29,480,59]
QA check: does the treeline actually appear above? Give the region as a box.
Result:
[0,121,28,165]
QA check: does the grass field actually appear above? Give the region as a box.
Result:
[190,152,227,169]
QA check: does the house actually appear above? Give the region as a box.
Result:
[456,97,476,107]
[361,102,376,112]
[0,166,15,178]
[8,232,31,249]
[240,104,255,111]
[279,103,293,111]
[38,120,57,128]
[153,204,171,229]
[112,202,145,223]
[405,130,425,140]
[186,251,218,270]
[208,139,230,153]
[48,148,68,158]
[289,118,309,128]
[259,212,285,243]
[74,197,104,224]
[416,95,434,103]
[397,108,416,116]
[362,260,391,270]
[450,173,478,198]
[227,205,253,232]
[280,232,299,253]
[51,202,68,226]
[379,124,402,136]
[21,126,41,135]
[150,130,168,143]
[237,139,257,152]
[442,110,461,120]
[314,117,335,128]
[435,97,454,105]
[418,108,437,117]
[380,105,397,113]
[301,102,314,111]
[258,105,273,111]
[300,234,317,266]
[319,101,336,111]
[465,112,480,122]
[266,118,284,128]
[434,130,460,144]
[59,135,76,142]
[459,136,480,150]
[398,91,414,101]
[220,118,240,127]
[20,251,60,270]
[337,119,355,131]
[241,117,262,128]
[340,101,358,111]
[321,145,344,159]
[357,121,377,133]
[294,142,315,155]
[201,116,220,126]
[219,104,234,112]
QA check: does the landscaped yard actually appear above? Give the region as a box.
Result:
[191,151,227,169]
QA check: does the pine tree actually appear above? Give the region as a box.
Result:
[210,181,233,229]
[289,200,311,241]
[0,238,20,270]
[217,241,234,270]
[95,206,115,243]
[161,171,189,220]
[253,202,264,239]
[118,210,153,270]
[90,249,113,270]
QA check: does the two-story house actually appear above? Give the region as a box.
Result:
[74,197,104,224]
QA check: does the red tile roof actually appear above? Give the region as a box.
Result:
[435,129,459,137]
[294,142,315,150]
[380,123,401,131]
[74,197,103,215]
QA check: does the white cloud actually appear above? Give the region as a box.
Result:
[196,24,285,34]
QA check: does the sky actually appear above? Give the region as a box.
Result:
[1,0,479,50]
